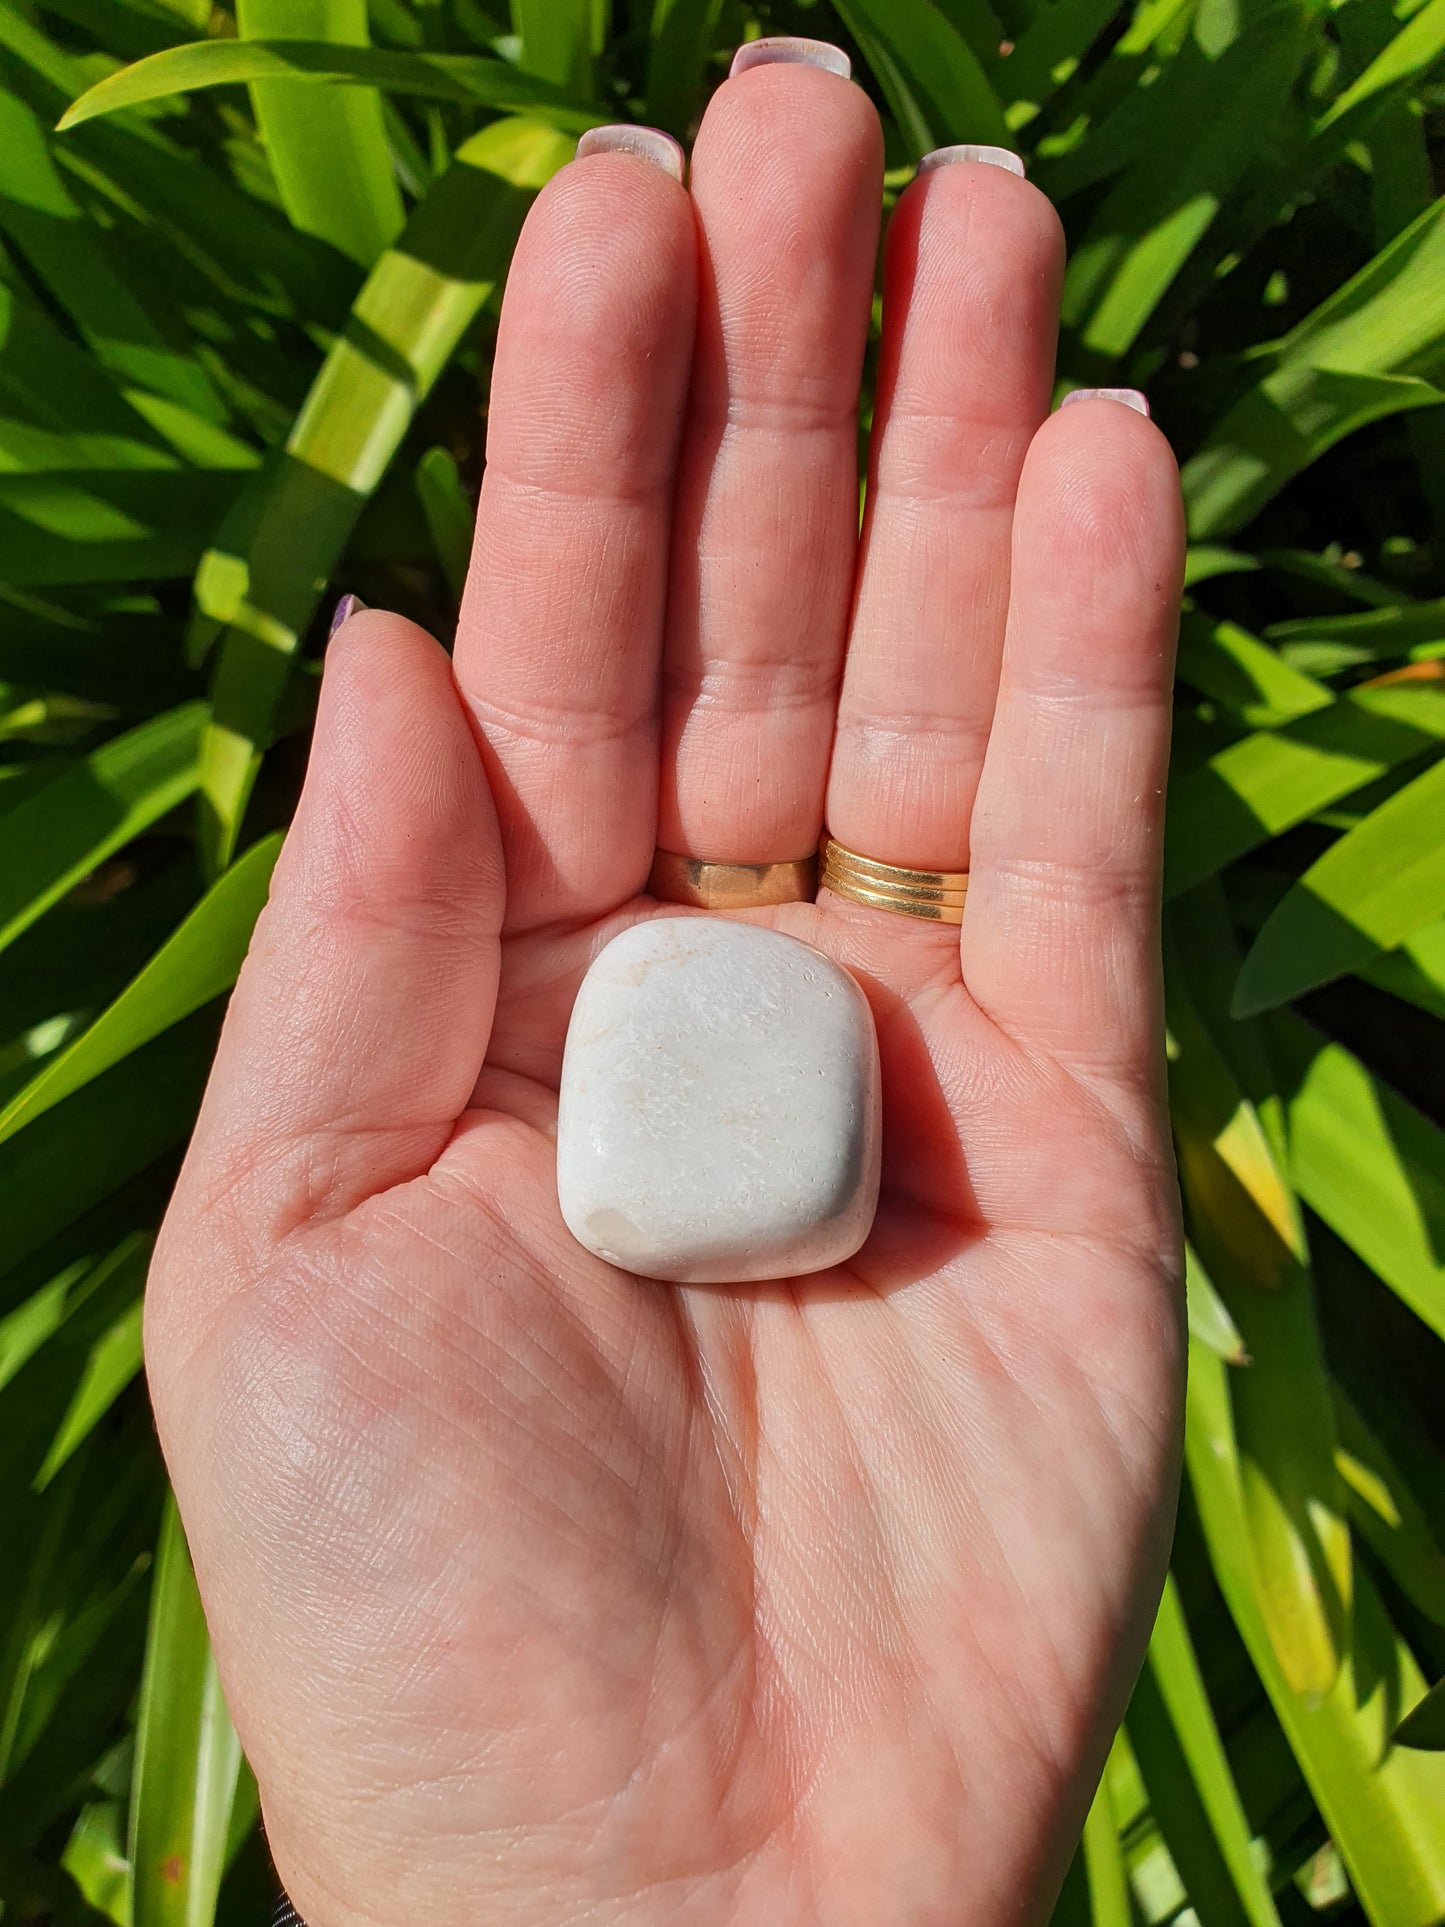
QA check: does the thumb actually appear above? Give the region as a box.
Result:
[158,606,503,1319]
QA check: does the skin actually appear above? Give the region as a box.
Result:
[148,57,1187,1927]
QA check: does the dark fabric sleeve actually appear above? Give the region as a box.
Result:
[271,1894,304,1927]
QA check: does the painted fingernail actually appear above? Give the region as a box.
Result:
[575,124,686,183]
[328,592,367,638]
[918,144,1024,177]
[730,37,851,80]
[1060,387,1151,418]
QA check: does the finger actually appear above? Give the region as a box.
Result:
[454,135,696,930]
[962,396,1185,1088]
[162,609,504,1285]
[826,153,1063,870]
[658,48,882,863]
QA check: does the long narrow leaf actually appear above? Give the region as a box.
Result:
[234,1,402,268]
[1183,195,1445,537]
[1234,755,1445,1014]
[510,0,594,94]
[195,116,571,868]
[56,40,600,134]
[1129,1574,1283,1927]
[129,1497,242,1927]
[832,0,1010,153]
[1334,1387,1445,1629]
[1167,921,1350,1699]
[1186,1339,1445,1924]
[0,834,280,1146]
[0,705,205,959]
[1164,682,1445,900]
[1080,1745,1131,1927]
[1275,1015,1445,1344]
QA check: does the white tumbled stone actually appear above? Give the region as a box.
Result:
[556,918,881,1283]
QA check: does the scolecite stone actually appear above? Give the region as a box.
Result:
[556,918,882,1283]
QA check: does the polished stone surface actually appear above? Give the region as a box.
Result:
[557,918,881,1283]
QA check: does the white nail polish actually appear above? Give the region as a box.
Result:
[730,37,852,80]
[918,144,1025,177]
[575,124,686,183]
[1060,387,1151,418]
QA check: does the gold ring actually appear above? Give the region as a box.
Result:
[818,836,968,924]
[648,849,818,910]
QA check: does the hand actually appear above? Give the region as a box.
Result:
[149,50,1186,1927]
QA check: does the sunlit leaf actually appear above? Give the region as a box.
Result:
[1187,1338,1445,1921]
[1234,756,1445,1014]
[57,36,599,135]
[196,115,571,868]
[1275,1015,1445,1345]
[129,1497,243,1927]
[832,0,1010,154]
[1129,1574,1283,1927]
[1183,195,1445,537]
[1394,1678,1445,1753]
[0,834,280,1145]
[1164,681,1445,900]
[0,705,205,960]
[1167,912,1350,1699]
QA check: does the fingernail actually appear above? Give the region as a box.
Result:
[328,593,367,638]
[575,124,686,183]
[918,144,1024,177]
[730,37,851,80]
[1060,387,1151,418]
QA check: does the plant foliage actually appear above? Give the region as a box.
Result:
[0,2,1442,1922]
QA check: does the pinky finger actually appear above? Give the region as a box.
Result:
[961,395,1185,1095]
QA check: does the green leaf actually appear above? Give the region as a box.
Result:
[1334,1386,1445,1629]
[36,1262,147,1490]
[56,37,600,134]
[1264,593,1445,663]
[646,0,724,137]
[1175,613,1331,725]
[1062,6,1310,357]
[234,1,403,268]
[1185,1240,1246,1361]
[1187,1339,1445,1923]
[195,115,572,868]
[1275,1015,1445,1345]
[1394,1678,1445,1753]
[1183,195,1445,537]
[129,1496,243,1927]
[1164,681,1445,900]
[510,0,595,94]
[1167,919,1350,1699]
[0,88,222,421]
[413,447,472,605]
[996,0,1119,125]
[0,704,205,960]
[1129,1574,1283,1927]
[1316,0,1445,133]
[0,833,279,1145]
[0,1009,220,1289]
[1233,754,1445,1014]
[1361,913,1445,1022]
[834,0,1010,155]
[1080,1742,1131,1927]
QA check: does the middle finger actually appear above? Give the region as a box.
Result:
[657,42,883,867]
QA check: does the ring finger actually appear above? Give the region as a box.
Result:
[825,152,1064,876]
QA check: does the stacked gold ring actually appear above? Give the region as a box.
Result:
[819,836,968,923]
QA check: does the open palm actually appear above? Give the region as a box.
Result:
[149,51,1186,1927]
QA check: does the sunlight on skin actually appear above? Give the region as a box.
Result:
[147,45,1185,1927]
